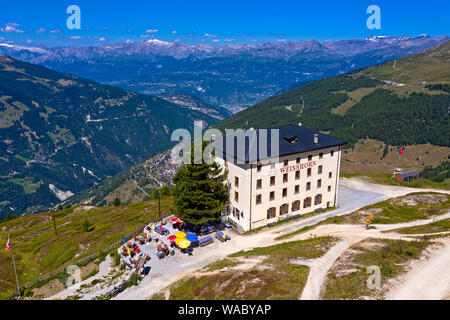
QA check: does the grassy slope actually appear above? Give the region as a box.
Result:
[389,218,450,235]
[0,197,173,298]
[340,139,450,186]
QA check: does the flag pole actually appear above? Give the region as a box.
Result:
[8,235,21,297]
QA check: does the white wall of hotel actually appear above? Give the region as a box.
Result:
[215,146,342,232]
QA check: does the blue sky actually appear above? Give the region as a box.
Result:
[0,0,449,46]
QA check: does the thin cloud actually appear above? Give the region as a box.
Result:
[50,29,61,34]
[145,29,159,34]
[212,39,220,42]
[0,22,25,33]
[69,36,82,40]
[171,30,178,34]
[204,33,218,38]
[224,38,236,42]
[36,27,47,34]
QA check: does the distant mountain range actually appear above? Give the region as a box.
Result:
[0,55,219,218]
[1,35,448,112]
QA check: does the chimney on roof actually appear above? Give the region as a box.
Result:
[313,134,318,144]
[298,122,302,127]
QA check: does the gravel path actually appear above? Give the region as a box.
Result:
[300,240,351,300]
[385,239,450,300]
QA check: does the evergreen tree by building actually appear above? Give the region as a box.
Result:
[172,141,228,225]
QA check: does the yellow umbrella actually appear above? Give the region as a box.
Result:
[178,239,191,249]
[175,237,184,246]
[175,231,187,238]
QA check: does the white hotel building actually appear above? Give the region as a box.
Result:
[214,124,346,232]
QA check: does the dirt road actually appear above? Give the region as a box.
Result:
[385,239,450,300]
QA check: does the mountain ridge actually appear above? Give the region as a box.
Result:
[1,35,447,112]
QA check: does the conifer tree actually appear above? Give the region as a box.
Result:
[173,141,228,225]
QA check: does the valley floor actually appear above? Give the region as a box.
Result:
[47,178,450,300]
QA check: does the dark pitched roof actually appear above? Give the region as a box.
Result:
[399,170,419,178]
[213,124,346,163]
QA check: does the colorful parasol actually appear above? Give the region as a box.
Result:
[175,231,187,238]
[186,233,198,242]
[178,239,191,249]
[167,235,177,243]
[170,217,180,224]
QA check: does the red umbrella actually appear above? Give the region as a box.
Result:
[167,235,177,243]
[170,217,180,224]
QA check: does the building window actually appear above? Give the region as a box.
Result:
[270,176,275,186]
[327,201,330,208]
[318,165,322,174]
[295,185,300,194]
[234,191,239,202]
[331,150,334,157]
[256,179,262,189]
[284,160,289,167]
[306,182,311,191]
[319,152,323,159]
[282,188,287,197]
[235,176,239,187]
[307,168,312,177]
[256,194,262,205]
[295,170,300,180]
[280,203,289,215]
[304,197,312,208]
[267,207,276,219]
[296,157,300,164]
[257,165,262,172]
[317,179,322,188]
[283,173,288,183]
[292,200,300,212]
[308,155,313,161]
[328,185,331,192]
[329,172,332,179]
[270,191,275,201]
[315,194,322,205]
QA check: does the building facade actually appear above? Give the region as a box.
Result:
[214,124,345,232]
